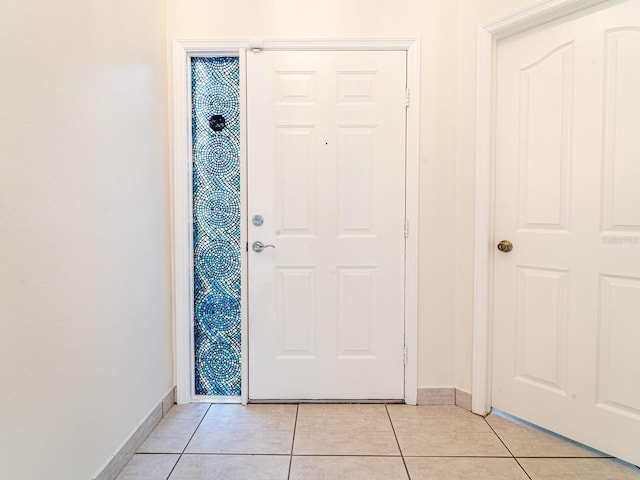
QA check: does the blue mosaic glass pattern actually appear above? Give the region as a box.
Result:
[192,57,241,396]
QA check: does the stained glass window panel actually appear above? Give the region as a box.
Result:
[191,57,241,396]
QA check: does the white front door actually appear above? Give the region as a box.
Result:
[247,50,407,400]
[492,0,640,465]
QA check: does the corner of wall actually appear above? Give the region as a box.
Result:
[416,387,473,413]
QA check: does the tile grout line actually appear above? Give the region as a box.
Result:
[385,404,412,480]
[483,416,533,480]
[287,404,300,480]
[164,403,213,480]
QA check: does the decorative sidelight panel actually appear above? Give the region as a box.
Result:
[191,57,241,396]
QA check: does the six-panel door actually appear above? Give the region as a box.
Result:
[247,50,407,400]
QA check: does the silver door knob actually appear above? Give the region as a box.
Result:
[252,241,276,252]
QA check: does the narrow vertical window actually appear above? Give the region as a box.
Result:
[191,57,241,396]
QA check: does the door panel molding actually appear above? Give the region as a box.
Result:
[172,38,420,405]
[247,50,406,400]
[473,0,610,416]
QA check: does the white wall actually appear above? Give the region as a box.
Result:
[453,0,536,392]
[166,0,536,394]
[0,1,172,479]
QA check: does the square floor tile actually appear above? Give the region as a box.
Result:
[387,405,490,433]
[486,413,607,458]
[185,404,296,455]
[289,456,408,480]
[388,405,509,457]
[295,404,393,431]
[138,404,210,454]
[116,454,179,480]
[405,457,529,480]
[518,458,640,479]
[168,454,290,480]
[293,429,400,456]
[293,404,399,455]
[198,404,297,429]
[395,430,510,457]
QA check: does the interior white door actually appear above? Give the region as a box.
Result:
[247,50,407,400]
[493,0,640,465]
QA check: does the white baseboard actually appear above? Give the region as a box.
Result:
[93,387,176,480]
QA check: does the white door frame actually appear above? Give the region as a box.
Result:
[171,38,420,405]
[472,0,611,415]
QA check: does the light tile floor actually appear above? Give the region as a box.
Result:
[117,403,640,480]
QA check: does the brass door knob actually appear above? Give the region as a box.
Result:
[497,240,513,253]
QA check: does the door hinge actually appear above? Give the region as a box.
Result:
[404,218,409,238]
[405,88,410,108]
[403,345,408,366]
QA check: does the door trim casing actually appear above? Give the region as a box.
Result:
[172,38,420,405]
[472,0,610,415]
